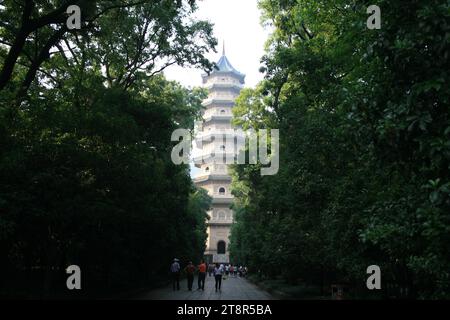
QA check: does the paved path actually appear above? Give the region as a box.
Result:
[138,275,274,300]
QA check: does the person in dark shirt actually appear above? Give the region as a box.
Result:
[185,261,196,291]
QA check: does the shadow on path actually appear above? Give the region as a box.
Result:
[136,275,274,300]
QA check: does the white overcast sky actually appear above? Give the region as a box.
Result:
[164,0,271,88]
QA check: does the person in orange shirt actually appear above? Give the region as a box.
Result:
[197,260,207,290]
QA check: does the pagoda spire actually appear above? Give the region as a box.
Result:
[222,40,225,56]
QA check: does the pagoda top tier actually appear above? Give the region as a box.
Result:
[202,53,245,84]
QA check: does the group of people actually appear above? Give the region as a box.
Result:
[170,258,248,292]
[170,258,206,291]
[208,264,247,278]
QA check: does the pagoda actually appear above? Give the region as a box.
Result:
[193,45,245,264]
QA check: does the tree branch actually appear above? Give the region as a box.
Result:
[16,26,68,101]
[0,0,34,90]
[301,22,314,39]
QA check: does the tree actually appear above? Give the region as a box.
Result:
[0,0,214,298]
[230,0,450,299]
[0,0,217,100]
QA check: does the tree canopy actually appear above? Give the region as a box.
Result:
[230,0,450,299]
[0,0,213,297]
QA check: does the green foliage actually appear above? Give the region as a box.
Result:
[230,0,450,299]
[0,0,212,297]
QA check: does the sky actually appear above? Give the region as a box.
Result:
[164,0,271,88]
[164,0,272,177]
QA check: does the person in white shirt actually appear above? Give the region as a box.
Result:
[170,258,181,291]
[213,264,224,292]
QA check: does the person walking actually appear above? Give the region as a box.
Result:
[197,260,207,290]
[185,261,196,291]
[170,258,181,291]
[214,263,224,292]
[208,263,214,277]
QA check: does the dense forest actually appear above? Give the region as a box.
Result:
[1,0,449,300]
[229,0,450,299]
[0,0,212,298]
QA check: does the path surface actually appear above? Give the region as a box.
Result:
[138,275,274,300]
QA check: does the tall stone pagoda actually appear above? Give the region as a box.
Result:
[193,46,245,264]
